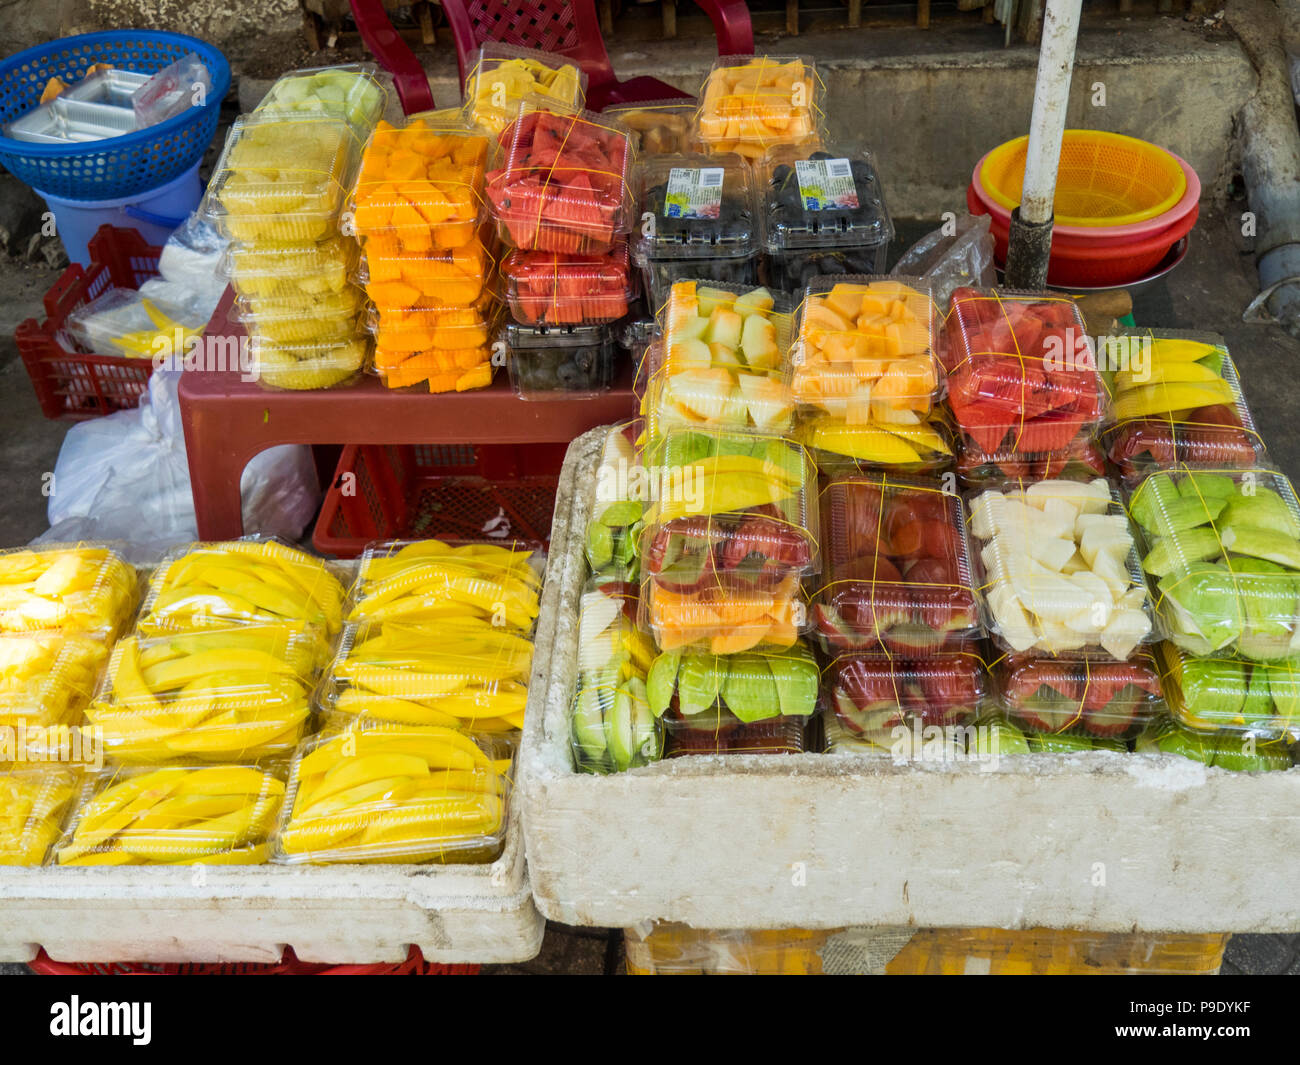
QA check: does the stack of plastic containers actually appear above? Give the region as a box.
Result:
[1125,466,1300,754]
[632,153,760,313]
[943,287,1110,487]
[487,103,637,398]
[351,115,497,392]
[0,545,137,866]
[790,277,950,474]
[212,65,385,390]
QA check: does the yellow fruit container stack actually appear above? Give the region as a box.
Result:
[271,538,542,865]
[0,544,139,864]
[352,115,499,392]
[209,65,386,390]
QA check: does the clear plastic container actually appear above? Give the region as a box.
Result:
[996,651,1163,739]
[485,107,635,254]
[462,44,587,135]
[796,410,955,475]
[317,619,533,734]
[813,474,980,655]
[1126,467,1300,659]
[209,113,363,244]
[603,99,697,156]
[0,545,136,639]
[362,233,495,309]
[56,764,284,865]
[87,625,319,763]
[632,154,759,312]
[502,241,635,325]
[249,335,369,391]
[0,768,81,866]
[505,321,618,398]
[352,119,492,255]
[66,286,205,359]
[350,539,543,632]
[253,63,387,132]
[0,632,108,734]
[273,727,512,865]
[137,540,346,640]
[624,924,833,974]
[1157,642,1300,740]
[823,648,990,753]
[226,236,359,303]
[132,51,212,128]
[237,288,364,344]
[641,571,806,655]
[761,144,894,291]
[369,290,495,350]
[944,287,1108,478]
[586,423,646,581]
[968,478,1156,659]
[790,276,938,423]
[373,343,493,392]
[955,427,1108,489]
[695,55,821,161]
[1136,713,1293,770]
[1102,331,1267,486]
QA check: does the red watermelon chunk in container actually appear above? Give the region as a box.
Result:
[486,109,635,255]
[502,241,635,325]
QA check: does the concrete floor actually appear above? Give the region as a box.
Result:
[1,208,1297,974]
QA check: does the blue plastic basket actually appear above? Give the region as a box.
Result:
[0,31,230,200]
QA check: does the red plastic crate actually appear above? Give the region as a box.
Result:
[314,441,568,558]
[29,946,478,975]
[15,225,162,420]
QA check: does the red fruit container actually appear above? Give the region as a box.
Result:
[823,648,991,754]
[501,241,635,326]
[811,473,981,655]
[666,707,807,756]
[996,652,1164,740]
[485,108,635,255]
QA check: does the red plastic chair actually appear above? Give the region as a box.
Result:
[350,0,753,114]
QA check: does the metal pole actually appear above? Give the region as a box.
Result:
[1004,0,1083,288]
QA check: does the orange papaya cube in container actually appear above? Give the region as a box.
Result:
[485,107,635,255]
[362,231,494,309]
[695,56,820,161]
[352,118,491,255]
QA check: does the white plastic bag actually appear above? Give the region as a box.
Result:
[892,212,996,311]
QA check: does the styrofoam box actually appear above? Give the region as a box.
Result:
[0,802,543,964]
[519,427,1300,933]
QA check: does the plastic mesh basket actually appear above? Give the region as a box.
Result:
[0,31,230,199]
[978,130,1186,228]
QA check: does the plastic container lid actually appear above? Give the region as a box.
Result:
[944,287,1108,451]
[633,153,758,263]
[485,107,635,255]
[0,545,136,639]
[1126,467,1300,660]
[506,322,618,398]
[254,63,388,132]
[0,632,107,732]
[761,143,893,253]
[602,99,697,156]
[209,113,363,244]
[1136,713,1294,770]
[350,539,543,631]
[273,728,512,865]
[695,55,821,160]
[462,43,587,135]
[812,473,980,655]
[791,276,938,421]
[137,540,346,640]
[1101,330,1266,485]
[317,620,532,732]
[641,569,806,655]
[352,118,491,255]
[968,477,1156,659]
[502,241,635,326]
[825,648,991,752]
[996,651,1163,739]
[225,236,358,302]
[1158,642,1300,740]
[796,410,955,475]
[0,768,82,866]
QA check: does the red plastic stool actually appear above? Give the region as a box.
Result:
[350,0,753,114]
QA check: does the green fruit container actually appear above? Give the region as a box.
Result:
[1137,712,1294,769]
[1156,641,1300,740]
[1126,466,1300,660]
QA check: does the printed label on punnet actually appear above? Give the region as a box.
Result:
[795,158,858,211]
[665,167,724,220]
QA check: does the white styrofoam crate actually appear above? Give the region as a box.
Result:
[520,428,1300,933]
